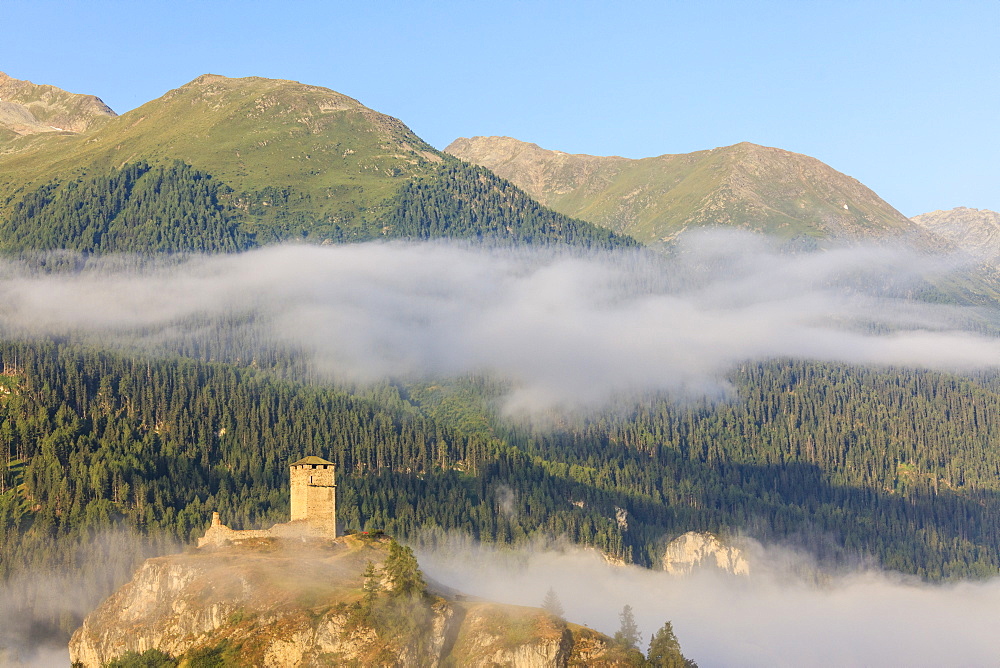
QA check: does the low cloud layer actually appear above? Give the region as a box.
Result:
[0,530,174,667]
[418,537,1000,667]
[1,233,997,664]
[0,232,997,412]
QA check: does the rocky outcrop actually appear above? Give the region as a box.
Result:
[911,207,1000,265]
[69,536,638,667]
[446,605,572,667]
[0,71,116,137]
[69,540,419,667]
[662,531,750,576]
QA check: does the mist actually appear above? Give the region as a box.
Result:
[2,232,998,664]
[417,536,1000,667]
[0,231,997,415]
[0,529,177,667]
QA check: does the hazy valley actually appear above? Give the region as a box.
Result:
[0,71,998,667]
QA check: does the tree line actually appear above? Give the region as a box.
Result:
[0,159,637,254]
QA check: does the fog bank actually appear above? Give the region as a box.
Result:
[418,537,1000,667]
[0,529,175,667]
[0,232,996,414]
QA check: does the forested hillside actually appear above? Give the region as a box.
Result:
[3,335,1000,640]
[0,160,633,252]
[379,162,635,248]
[0,74,634,251]
[1,162,252,254]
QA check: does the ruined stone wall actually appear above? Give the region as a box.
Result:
[199,459,338,549]
[196,513,315,548]
[197,517,276,548]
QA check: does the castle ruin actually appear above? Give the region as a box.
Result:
[198,455,337,547]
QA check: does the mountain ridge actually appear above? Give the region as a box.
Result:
[911,206,1000,265]
[0,74,633,250]
[0,71,116,141]
[445,135,920,245]
[0,73,441,227]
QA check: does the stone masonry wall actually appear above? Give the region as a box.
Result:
[199,459,337,548]
[290,463,336,537]
[197,512,316,548]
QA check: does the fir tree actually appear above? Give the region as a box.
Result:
[647,620,698,667]
[614,604,641,650]
[541,587,565,620]
[363,560,381,602]
[384,540,425,598]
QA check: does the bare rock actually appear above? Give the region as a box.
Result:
[912,207,1000,265]
[0,71,116,137]
[662,531,750,576]
[69,536,639,667]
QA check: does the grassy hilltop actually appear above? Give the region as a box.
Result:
[0,74,439,223]
[446,136,920,246]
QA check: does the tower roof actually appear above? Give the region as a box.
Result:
[290,456,335,467]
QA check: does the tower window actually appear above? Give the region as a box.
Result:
[310,475,313,484]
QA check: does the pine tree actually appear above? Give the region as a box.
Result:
[541,586,565,620]
[647,620,698,667]
[362,560,381,602]
[384,539,425,598]
[613,604,641,650]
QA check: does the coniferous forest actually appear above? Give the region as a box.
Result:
[3,334,1000,638]
[1,158,999,644]
[2,162,253,254]
[0,161,634,254]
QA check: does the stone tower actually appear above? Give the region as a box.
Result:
[290,456,336,538]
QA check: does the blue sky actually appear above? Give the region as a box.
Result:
[2,0,996,216]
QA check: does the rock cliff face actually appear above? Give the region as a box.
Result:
[662,531,750,576]
[446,604,571,667]
[69,536,638,667]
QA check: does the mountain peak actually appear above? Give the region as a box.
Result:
[0,72,443,233]
[158,72,370,115]
[447,135,915,243]
[911,207,1000,264]
[0,71,116,137]
[190,73,228,84]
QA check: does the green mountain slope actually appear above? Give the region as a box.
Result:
[0,75,633,250]
[1,161,253,253]
[380,162,636,248]
[0,74,441,233]
[446,136,920,245]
